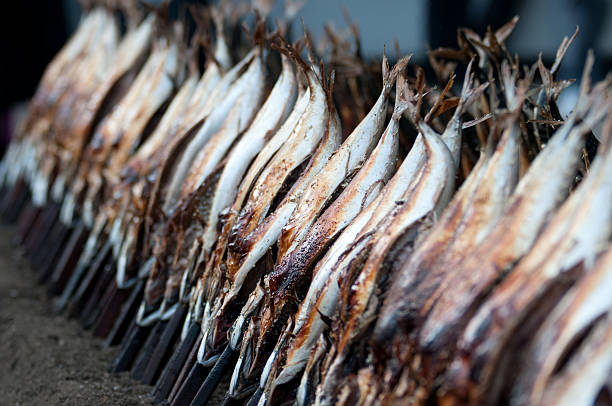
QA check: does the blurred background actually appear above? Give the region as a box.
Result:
[1,0,611,153]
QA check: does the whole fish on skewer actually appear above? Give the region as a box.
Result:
[54,11,232,312]
[45,12,155,210]
[372,54,610,406]
[0,5,111,191]
[139,41,267,326]
[141,38,298,328]
[271,60,505,406]
[59,20,183,229]
[200,47,408,385]
[181,75,311,339]
[313,64,487,406]
[6,4,612,406]
[232,59,405,405]
[138,40,260,286]
[30,7,122,208]
[196,40,340,366]
[251,67,413,405]
[442,81,612,406]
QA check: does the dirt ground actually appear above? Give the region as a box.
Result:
[0,223,152,405]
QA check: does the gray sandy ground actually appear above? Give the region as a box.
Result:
[0,223,151,405]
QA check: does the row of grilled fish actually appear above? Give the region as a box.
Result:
[2,2,611,405]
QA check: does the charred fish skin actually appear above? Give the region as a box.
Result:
[275,54,409,257]
[514,239,612,406]
[59,21,180,226]
[361,56,608,405]
[369,61,526,367]
[296,61,486,406]
[167,37,325,352]
[203,82,340,365]
[215,54,413,376]
[11,6,612,406]
[223,62,336,277]
[213,42,337,323]
[137,22,230,264]
[111,68,202,289]
[143,44,296,315]
[193,83,311,309]
[316,101,458,406]
[258,69,414,404]
[373,59,604,368]
[221,54,408,316]
[197,48,341,376]
[177,52,267,200]
[256,55,411,349]
[28,7,111,135]
[33,10,123,209]
[177,54,302,338]
[442,91,612,406]
[199,53,299,256]
[26,7,108,131]
[111,41,225,290]
[54,15,155,201]
[160,48,259,217]
[179,82,312,345]
[3,6,120,229]
[418,84,606,376]
[141,46,265,307]
[32,11,125,207]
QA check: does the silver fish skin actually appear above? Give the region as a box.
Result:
[200,54,298,254]
[538,313,612,406]
[34,10,121,210]
[180,85,311,340]
[137,36,230,258]
[373,59,606,365]
[141,50,292,316]
[220,58,410,326]
[48,15,154,207]
[371,62,525,359]
[276,56,409,257]
[178,55,267,199]
[200,103,341,363]
[261,71,412,396]
[109,29,231,288]
[419,91,606,351]
[516,246,612,406]
[179,61,304,332]
[81,34,183,228]
[252,60,412,360]
[139,50,266,305]
[215,64,337,317]
[161,48,259,215]
[196,60,338,360]
[59,28,174,225]
[444,97,612,406]
[316,114,457,406]
[112,70,200,285]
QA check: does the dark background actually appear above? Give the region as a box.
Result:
[1,1,70,111]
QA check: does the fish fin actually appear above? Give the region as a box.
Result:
[424,73,455,123]
[392,72,411,119]
[383,52,411,95]
[551,26,579,76]
[317,307,334,328]
[458,58,489,114]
